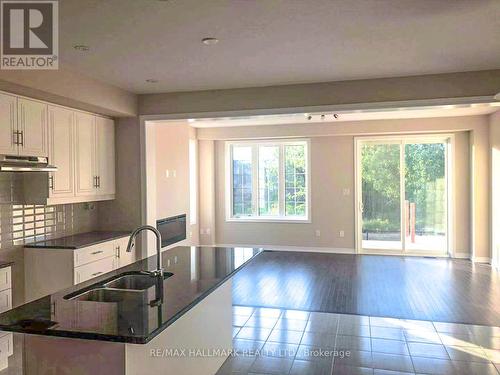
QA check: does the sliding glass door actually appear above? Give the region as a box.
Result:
[361,142,402,250]
[357,136,450,255]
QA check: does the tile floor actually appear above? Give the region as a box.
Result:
[216,306,500,375]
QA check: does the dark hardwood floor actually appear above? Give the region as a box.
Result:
[232,251,500,326]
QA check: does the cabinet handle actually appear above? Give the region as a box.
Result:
[91,250,103,255]
[93,176,98,188]
[91,271,103,277]
[19,130,24,146]
[49,175,54,190]
[97,176,101,188]
[116,246,120,258]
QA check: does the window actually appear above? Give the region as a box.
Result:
[227,140,310,222]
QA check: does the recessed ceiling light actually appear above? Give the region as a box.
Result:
[146,79,158,83]
[73,44,89,51]
[202,37,219,45]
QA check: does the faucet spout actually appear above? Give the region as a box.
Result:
[126,225,163,273]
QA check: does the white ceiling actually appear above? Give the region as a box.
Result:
[59,0,500,94]
[153,103,500,128]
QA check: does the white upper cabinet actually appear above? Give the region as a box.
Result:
[48,106,75,198]
[1,90,115,205]
[0,93,17,156]
[95,116,115,196]
[18,98,48,157]
[75,112,97,196]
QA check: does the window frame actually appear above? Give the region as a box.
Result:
[225,139,311,223]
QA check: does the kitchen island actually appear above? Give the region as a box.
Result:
[0,246,262,375]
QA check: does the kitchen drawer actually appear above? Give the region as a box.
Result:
[74,242,115,267]
[74,256,115,284]
[0,289,11,313]
[0,332,13,357]
[0,268,11,292]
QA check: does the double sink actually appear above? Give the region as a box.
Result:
[64,271,173,303]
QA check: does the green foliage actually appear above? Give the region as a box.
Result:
[363,218,400,232]
[362,142,446,233]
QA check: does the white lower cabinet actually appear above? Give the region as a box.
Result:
[24,235,136,303]
[0,266,13,371]
[114,237,136,269]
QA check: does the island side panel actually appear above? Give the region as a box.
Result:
[24,334,126,375]
[125,279,233,375]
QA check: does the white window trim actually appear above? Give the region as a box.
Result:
[225,139,311,223]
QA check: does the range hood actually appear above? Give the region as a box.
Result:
[0,155,57,172]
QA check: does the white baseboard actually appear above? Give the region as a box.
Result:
[216,244,355,254]
[453,252,471,259]
[472,257,492,264]
[215,244,490,262]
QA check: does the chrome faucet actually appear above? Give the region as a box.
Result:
[126,225,163,276]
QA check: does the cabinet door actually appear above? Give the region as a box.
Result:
[0,289,11,313]
[115,237,135,268]
[18,98,48,157]
[48,106,75,198]
[0,93,18,156]
[75,112,96,196]
[95,117,115,195]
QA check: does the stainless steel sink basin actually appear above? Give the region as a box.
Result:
[104,274,157,291]
[70,288,146,303]
[63,271,174,302]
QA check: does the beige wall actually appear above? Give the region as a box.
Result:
[0,67,137,117]
[139,70,500,116]
[470,124,491,261]
[142,122,199,247]
[214,136,356,250]
[199,140,216,246]
[197,115,491,259]
[490,111,500,268]
[155,123,190,220]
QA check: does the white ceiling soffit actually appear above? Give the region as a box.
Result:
[60,0,500,94]
[153,103,499,128]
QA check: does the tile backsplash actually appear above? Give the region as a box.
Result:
[0,172,98,250]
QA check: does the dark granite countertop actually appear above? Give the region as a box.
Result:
[0,261,13,269]
[24,231,131,249]
[0,246,263,344]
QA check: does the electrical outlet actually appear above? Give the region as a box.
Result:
[173,170,177,178]
[315,230,321,237]
[165,170,170,178]
[174,256,178,264]
[342,188,350,196]
[339,230,345,238]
